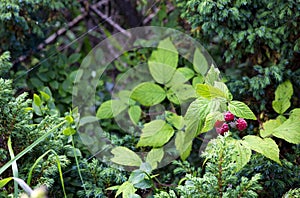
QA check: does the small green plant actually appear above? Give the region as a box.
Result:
[154,134,263,198]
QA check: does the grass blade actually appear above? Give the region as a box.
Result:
[0,120,66,175]
[8,136,19,197]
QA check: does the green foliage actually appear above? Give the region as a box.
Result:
[0,0,78,59]
[239,154,300,198]
[26,52,81,112]
[154,134,263,198]
[75,158,127,198]
[260,81,300,144]
[177,0,300,110]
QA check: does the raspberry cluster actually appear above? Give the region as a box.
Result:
[215,111,248,135]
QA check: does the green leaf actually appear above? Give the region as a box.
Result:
[150,38,178,68]
[242,135,281,164]
[184,98,211,138]
[128,105,142,125]
[115,181,137,198]
[68,53,81,64]
[0,177,13,188]
[201,111,224,132]
[231,139,252,172]
[111,146,142,167]
[129,170,152,189]
[193,48,208,75]
[33,94,42,106]
[214,82,233,101]
[167,84,196,104]
[205,65,220,85]
[272,119,300,144]
[192,75,205,87]
[228,101,256,120]
[167,67,195,86]
[289,108,300,121]
[196,84,227,100]
[166,88,180,104]
[149,62,176,85]
[65,115,74,124]
[165,111,184,130]
[63,127,76,136]
[260,119,282,138]
[131,82,166,106]
[39,91,50,101]
[146,148,164,170]
[149,37,178,84]
[96,100,127,119]
[137,120,174,147]
[175,131,192,161]
[272,80,293,114]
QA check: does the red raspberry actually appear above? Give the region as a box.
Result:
[215,122,229,135]
[221,123,229,133]
[224,111,235,122]
[236,118,247,131]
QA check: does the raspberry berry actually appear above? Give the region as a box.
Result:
[224,111,235,122]
[236,118,247,131]
[216,122,229,135]
[221,123,229,133]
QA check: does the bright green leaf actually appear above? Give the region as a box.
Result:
[63,127,76,136]
[96,100,127,119]
[192,75,205,87]
[165,111,184,130]
[231,139,252,172]
[128,105,142,125]
[137,120,174,147]
[260,119,281,138]
[272,80,293,114]
[242,135,281,164]
[228,101,256,120]
[196,84,227,100]
[111,146,142,167]
[39,91,50,101]
[115,181,137,198]
[33,94,42,107]
[272,119,300,144]
[0,177,13,188]
[131,82,166,106]
[289,108,300,121]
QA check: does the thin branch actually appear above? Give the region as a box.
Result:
[89,4,131,38]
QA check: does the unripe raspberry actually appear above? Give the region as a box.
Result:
[224,111,235,122]
[236,118,247,131]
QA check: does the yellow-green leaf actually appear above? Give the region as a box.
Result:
[111,146,142,167]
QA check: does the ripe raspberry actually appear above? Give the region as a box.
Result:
[236,118,247,131]
[224,111,235,122]
[215,122,229,135]
[221,123,229,133]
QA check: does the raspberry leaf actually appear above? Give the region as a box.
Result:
[193,47,209,76]
[242,135,281,165]
[228,101,256,120]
